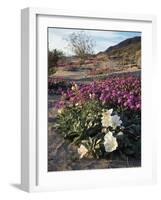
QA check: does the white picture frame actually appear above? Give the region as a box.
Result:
[21,7,157,192]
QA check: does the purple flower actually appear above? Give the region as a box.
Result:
[53,76,141,111]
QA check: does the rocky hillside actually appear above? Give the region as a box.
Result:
[104,36,141,68]
[56,36,141,73]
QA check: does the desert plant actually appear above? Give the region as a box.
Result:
[66,31,95,65]
[48,49,64,75]
[56,99,141,159]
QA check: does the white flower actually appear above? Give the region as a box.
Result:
[102,127,108,133]
[111,115,122,129]
[57,108,64,114]
[101,109,113,127]
[117,131,124,136]
[88,121,93,128]
[104,131,118,152]
[78,144,88,159]
[89,93,95,99]
[71,83,78,91]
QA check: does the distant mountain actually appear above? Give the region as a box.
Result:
[59,36,141,69]
[103,36,141,68]
[105,36,141,53]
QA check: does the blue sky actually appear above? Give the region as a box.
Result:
[48,28,141,56]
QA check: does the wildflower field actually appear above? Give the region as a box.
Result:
[48,74,141,171]
[48,28,141,171]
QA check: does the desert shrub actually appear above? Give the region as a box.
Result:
[48,49,64,75]
[56,99,141,159]
[48,67,57,75]
[66,31,95,65]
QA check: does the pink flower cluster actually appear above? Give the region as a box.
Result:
[56,76,141,111]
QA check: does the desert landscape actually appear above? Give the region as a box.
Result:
[48,29,141,171]
[50,36,141,80]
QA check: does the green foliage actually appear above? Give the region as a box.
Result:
[81,137,103,159]
[48,49,64,75]
[48,67,57,75]
[57,100,103,144]
[57,100,107,159]
[116,132,141,159]
[116,109,141,158]
[56,99,141,159]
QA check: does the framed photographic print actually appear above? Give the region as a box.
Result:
[21,7,156,192]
